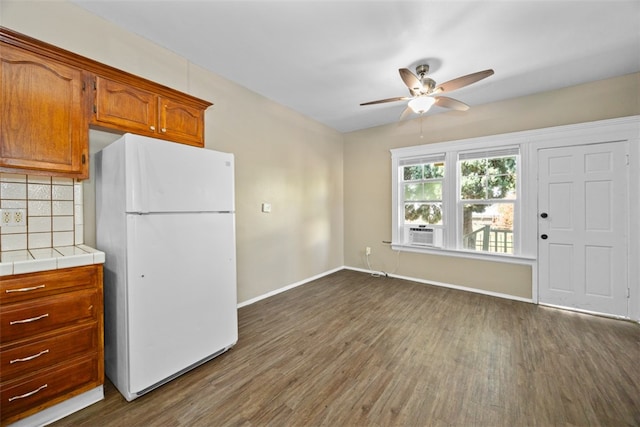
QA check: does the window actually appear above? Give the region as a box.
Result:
[401,155,445,225]
[459,149,518,254]
[392,143,521,257]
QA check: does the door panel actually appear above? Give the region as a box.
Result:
[124,134,234,214]
[538,141,628,317]
[126,212,237,393]
[548,244,573,292]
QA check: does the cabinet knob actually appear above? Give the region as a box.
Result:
[161,128,167,133]
[540,212,548,218]
[541,234,548,240]
[150,126,156,131]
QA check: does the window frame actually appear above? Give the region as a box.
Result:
[391,136,531,263]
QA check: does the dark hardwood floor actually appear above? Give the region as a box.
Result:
[52,269,639,426]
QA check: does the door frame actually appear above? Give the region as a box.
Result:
[524,116,640,321]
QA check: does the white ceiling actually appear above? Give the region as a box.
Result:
[72,1,640,133]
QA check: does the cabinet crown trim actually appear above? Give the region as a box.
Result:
[0,26,212,109]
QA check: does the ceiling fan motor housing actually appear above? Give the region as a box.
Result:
[416,64,435,94]
[416,64,430,76]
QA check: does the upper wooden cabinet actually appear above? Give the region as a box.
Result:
[0,43,89,178]
[0,27,212,178]
[93,76,157,135]
[91,76,206,147]
[158,96,205,146]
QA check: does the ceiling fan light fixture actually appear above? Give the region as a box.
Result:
[408,96,435,114]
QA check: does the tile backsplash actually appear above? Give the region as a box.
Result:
[0,173,84,252]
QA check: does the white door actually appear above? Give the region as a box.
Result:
[126,212,238,394]
[538,141,629,317]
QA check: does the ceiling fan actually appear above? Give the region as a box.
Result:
[360,64,494,119]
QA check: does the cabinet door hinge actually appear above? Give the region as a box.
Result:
[82,81,86,91]
[82,154,86,165]
[93,105,97,114]
[93,80,97,90]
[627,288,631,298]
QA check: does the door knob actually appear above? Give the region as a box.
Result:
[540,212,548,218]
[541,234,548,240]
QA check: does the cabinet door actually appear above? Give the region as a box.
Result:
[0,44,88,177]
[93,76,157,134]
[158,96,205,147]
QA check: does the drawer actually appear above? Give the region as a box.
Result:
[0,324,98,382]
[1,265,101,305]
[0,289,99,343]
[0,355,100,424]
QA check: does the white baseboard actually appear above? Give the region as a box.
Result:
[539,303,633,321]
[237,266,344,308]
[344,266,534,304]
[238,265,533,308]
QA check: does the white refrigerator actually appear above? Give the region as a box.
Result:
[95,133,238,401]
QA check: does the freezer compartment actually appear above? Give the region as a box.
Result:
[100,133,235,214]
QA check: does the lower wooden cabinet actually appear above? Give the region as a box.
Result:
[0,265,103,426]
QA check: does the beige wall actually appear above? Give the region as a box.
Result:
[343,72,640,299]
[1,1,345,304]
[3,1,638,303]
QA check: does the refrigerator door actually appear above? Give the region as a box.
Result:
[125,212,238,395]
[123,134,234,214]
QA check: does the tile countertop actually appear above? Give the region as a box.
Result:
[0,245,105,276]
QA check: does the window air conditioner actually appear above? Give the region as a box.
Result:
[408,227,443,247]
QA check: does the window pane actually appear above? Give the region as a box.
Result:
[403,165,423,181]
[424,162,445,178]
[461,203,514,253]
[404,203,443,225]
[461,159,487,177]
[460,175,486,200]
[404,182,442,201]
[423,182,442,200]
[487,175,516,199]
[460,156,517,201]
[404,183,423,201]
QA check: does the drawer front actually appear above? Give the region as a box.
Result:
[0,289,99,343]
[1,265,100,304]
[0,324,97,382]
[0,355,99,424]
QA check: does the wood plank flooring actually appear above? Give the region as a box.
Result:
[51,269,639,426]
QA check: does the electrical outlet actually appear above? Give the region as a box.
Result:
[0,208,27,227]
[365,246,371,255]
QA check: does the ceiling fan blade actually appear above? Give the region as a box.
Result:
[434,69,494,94]
[360,96,411,106]
[434,96,469,111]
[399,68,422,92]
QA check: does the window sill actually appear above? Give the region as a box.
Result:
[390,243,536,266]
